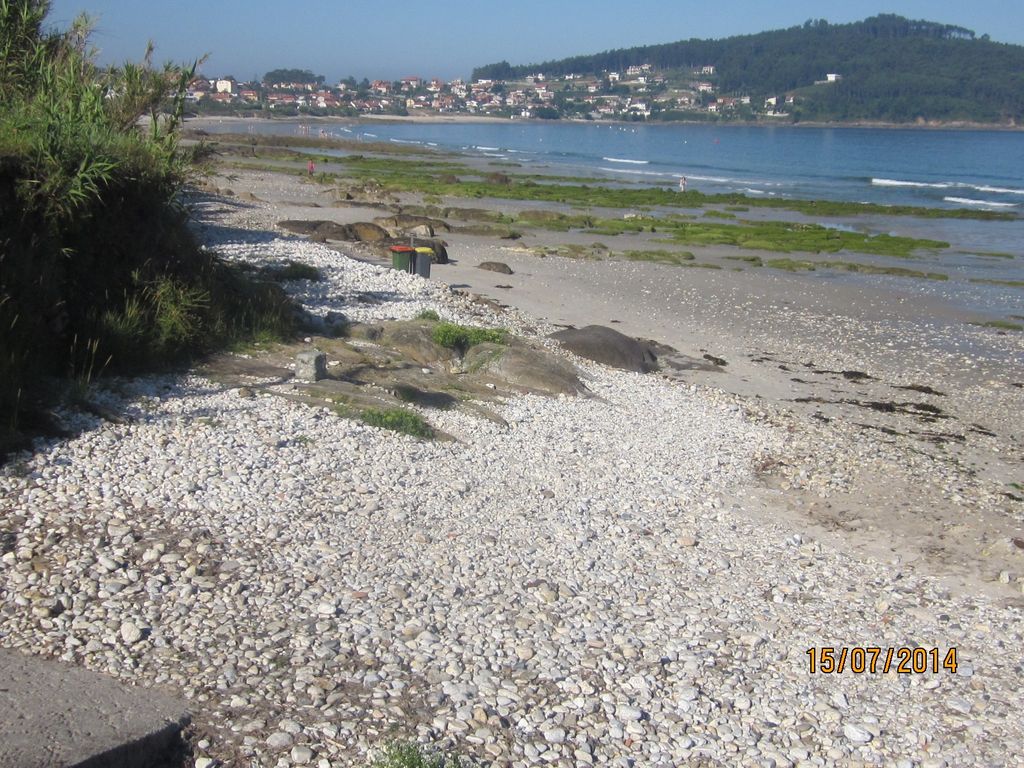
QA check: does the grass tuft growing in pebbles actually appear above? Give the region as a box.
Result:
[360,408,435,438]
[369,743,466,768]
[432,322,508,353]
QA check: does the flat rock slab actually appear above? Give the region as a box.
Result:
[0,648,190,768]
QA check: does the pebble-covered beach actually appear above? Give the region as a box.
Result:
[2,177,1022,768]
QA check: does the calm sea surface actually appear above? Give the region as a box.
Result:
[195,118,1023,320]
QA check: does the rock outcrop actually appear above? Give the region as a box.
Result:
[550,325,660,373]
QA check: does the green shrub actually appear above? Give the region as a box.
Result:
[0,1,294,455]
[415,309,440,321]
[432,322,507,353]
[369,743,463,768]
[361,408,435,438]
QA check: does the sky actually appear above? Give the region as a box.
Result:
[47,0,1024,82]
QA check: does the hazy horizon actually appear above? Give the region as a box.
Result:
[47,0,1024,82]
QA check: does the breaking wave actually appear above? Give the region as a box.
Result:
[944,196,1017,208]
[603,157,650,164]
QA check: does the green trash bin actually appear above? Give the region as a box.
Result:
[414,247,434,278]
[389,245,415,273]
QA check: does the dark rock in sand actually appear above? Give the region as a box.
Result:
[478,261,514,275]
[897,383,945,396]
[702,353,728,367]
[550,325,659,373]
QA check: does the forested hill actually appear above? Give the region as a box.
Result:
[472,15,1024,123]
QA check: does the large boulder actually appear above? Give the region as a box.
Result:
[379,322,454,365]
[550,325,660,373]
[349,222,389,242]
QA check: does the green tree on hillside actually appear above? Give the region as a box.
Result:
[471,15,1024,123]
[263,67,324,85]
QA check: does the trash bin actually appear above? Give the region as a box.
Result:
[389,245,415,273]
[414,247,434,278]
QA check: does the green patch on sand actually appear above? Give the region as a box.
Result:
[619,250,696,265]
[969,278,1024,288]
[666,220,946,258]
[966,250,1017,259]
[530,244,605,260]
[765,258,818,271]
[755,257,948,280]
[972,320,1024,331]
[828,262,949,280]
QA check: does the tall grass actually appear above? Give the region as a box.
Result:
[0,1,294,455]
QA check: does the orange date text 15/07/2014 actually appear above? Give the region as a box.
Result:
[806,647,958,674]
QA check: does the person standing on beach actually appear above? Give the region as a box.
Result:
[307,159,315,176]
[679,176,687,192]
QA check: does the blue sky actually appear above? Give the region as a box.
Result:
[47,1,1024,82]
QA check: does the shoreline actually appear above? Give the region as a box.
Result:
[186,112,1024,132]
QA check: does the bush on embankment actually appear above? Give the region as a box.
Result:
[0,1,294,455]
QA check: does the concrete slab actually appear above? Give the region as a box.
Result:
[0,648,190,768]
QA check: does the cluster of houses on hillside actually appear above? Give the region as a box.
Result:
[186,65,837,121]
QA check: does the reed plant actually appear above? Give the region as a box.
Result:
[0,1,293,455]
